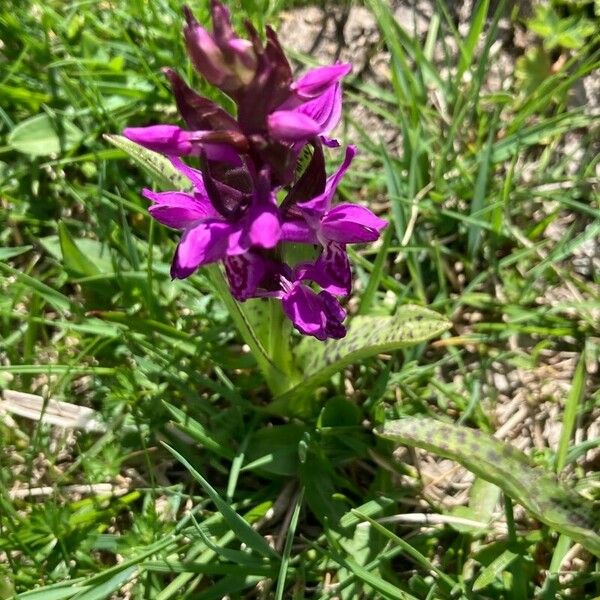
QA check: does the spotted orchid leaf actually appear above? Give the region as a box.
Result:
[379,418,600,557]
[269,305,451,415]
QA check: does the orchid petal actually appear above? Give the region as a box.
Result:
[143,189,214,229]
[303,242,351,296]
[296,83,342,135]
[267,110,321,142]
[280,217,317,243]
[321,204,388,244]
[298,145,357,216]
[224,252,270,301]
[292,63,352,99]
[123,125,193,155]
[282,283,346,340]
[171,220,232,278]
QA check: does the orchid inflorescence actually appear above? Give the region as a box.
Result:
[123,1,387,340]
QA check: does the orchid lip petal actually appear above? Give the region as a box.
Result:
[123,125,193,155]
[267,110,321,142]
[171,220,233,278]
[320,204,388,244]
[292,63,352,98]
[143,188,214,229]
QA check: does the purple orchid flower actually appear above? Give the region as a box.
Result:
[224,251,346,340]
[267,63,351,143]
[281,145,387,294]
[121,3,386,341]
[143,158,280,279]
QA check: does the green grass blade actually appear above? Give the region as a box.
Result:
[472,549,518,592]
[58,221,101,277]
[352,510,457,593]
[555,355,586,473]
[457,0,490,80]
[70,566,137,600]
[274,487,304,600]
[163,443,279,560]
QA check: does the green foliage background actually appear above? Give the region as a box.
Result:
[1,0,599,598]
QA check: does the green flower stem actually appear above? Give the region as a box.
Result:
[206,265,295,396]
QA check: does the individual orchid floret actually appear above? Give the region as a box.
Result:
[123,124,246,165]
[280,269,346,341]
[281,145,387,295]
[183,2,257,93]
[144,158,280,279]
[267,63,351,144]
[223,252,346,340]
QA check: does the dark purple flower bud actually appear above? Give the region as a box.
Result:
[183,3,257,93]
[162,68,241,133]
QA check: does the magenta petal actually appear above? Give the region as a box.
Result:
[171,220,232,278]
[224,252,269,301]
[319,291,346,339]
[123,125,193,155]
[143,189,214,229]
[304,242,351,296]
[298,145,357,216]
[267,110,321,142]
[321,204,388,244]
[282,283,346,340]
[296,83,342,134]
[281,284,327,340]
[247,203,280,249]
[281,217,317,243]
[292,63,352,99]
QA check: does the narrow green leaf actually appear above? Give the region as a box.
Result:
[379,418,600,556]
[472,549,518,592]
[0,245,32,261]
[0,262,71,313]
[352,510,457,592]
[555,355,585,473]
[271,306,450,414]
[58,221,101,277]
[457,0,490,80]
[274,488,304,600]
[322,533,418,600]
[163,442,279,559]
[9,113,83,156]
[467,112,497,258]
[16,581,89,600]
[163,401,234,460]
[71,566,137,600]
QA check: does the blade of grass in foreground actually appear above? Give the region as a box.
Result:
[163,443,279,560]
